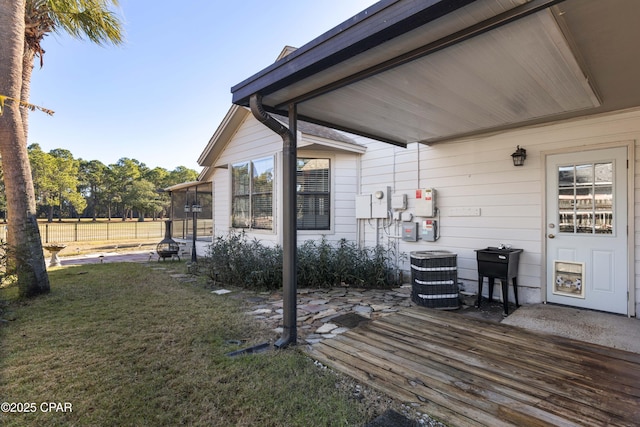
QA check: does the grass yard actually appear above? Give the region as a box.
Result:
[0,263,380,426]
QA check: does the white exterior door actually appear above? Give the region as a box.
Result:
[546,146,628,314]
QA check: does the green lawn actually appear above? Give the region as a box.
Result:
[0,263,378,426]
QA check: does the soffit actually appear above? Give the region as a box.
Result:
[232,0,640,146]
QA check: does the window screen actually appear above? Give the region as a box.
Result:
[251,157,274,229]
[231,157,273,229]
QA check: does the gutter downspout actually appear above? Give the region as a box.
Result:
[250,94,297,348]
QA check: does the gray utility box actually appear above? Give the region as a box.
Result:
[402,222,419,241]
[422,219,437,241]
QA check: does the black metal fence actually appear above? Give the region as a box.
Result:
[0,218,214,244]
[171,219,213,240]
[37,221,166,244]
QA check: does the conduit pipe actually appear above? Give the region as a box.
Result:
[250,94,297,348]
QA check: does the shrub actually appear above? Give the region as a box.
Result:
[204,234,400,291]
[204,231,282,290]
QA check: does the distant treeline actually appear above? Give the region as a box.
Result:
[0,144,198,222]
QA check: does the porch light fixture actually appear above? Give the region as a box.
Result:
[511,146,527,166]
[184,204,202,213]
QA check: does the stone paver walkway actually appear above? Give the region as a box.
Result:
[239,286,415,344]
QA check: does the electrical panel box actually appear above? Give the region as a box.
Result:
[355,194,372,219]
[415,188,436,217]
[391,193,407,210]
[401,211,413,222]
[371,187,391,219]
[401,222,419,242]
[422,219,438,242]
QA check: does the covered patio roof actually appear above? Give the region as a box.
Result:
[229,0,640,348]
[163,181,212,193]
[231,0,640,146]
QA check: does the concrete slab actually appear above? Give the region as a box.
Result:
[502,303,640,354]
[59,250,153,265]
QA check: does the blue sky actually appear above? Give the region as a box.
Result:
[27,0,377,172]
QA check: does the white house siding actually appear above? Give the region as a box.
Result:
[356,107,640,314]
[211,114,282,246]
[209,114,361,248]
[211,169,229,238]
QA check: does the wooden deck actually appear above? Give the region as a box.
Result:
[306,307,640,426]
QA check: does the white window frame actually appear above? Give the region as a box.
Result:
[297,157,331,231]
[230,156,275,231]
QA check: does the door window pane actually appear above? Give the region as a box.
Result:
[557,162,613,235]
[575,164,593,185]
[558,165,575,188]
[594,163,613,233]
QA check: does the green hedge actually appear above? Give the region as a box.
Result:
[204,233,400,291]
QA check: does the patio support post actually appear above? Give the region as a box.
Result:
[250,94,297,348]
[191,184,198,264]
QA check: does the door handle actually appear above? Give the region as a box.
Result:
[548,234,555,239]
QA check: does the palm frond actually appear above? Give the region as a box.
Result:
[25,0,125,63]
[48,0,125,46]
[0,95,55,117]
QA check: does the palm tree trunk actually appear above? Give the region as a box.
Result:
[20,48,34,141]
[0,0,50,297]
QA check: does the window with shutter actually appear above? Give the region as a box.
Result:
[297,158,330,230]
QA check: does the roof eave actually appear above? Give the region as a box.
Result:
[231,0,476,108]
[299,134,368,154]
[164,181,202,192]
[197,105,250,167]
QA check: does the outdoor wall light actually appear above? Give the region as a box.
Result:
[184,204,202,213]
[511,145,527,166]
[183,201,201,264]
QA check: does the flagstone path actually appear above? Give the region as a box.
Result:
[240,285,412,344]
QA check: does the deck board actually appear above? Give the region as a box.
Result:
[306,307,640,426]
